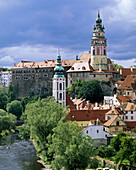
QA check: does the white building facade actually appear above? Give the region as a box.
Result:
[0,71,12,87]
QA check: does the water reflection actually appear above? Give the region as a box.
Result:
[0,134,42,170]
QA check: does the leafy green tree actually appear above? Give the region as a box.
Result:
[114,63,124,70]
[7,100,23,120]
[78,80,104,103]
[49,121,97,170]
[97,145,116,158]
[115,136,136,169]
[66,79,84,98]
[7,83,16,103]
[18,97,67,161]
[0,109,16,136]
[111,131,127,152]
[0,87,8,110]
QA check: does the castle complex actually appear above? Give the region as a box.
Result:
[12,10,121,99]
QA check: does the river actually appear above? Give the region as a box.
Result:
[0,134,43,170]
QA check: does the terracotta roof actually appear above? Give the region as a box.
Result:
[106,108,125,115]
[118,68,132,80]
[115,81,124,85]
[117,96,131,104]
[120,102,136,111]
[12,59,76,69]
[72,98,86,106]
[66,109,110,121]
[125,121,136,128]
[103,115,118,126]
[118,75,136,90]
[66,94,76,110]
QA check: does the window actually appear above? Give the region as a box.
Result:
[60,83,62,90]
[86,130,88,134]
[60,93,62,100]
[116,121,119,126]
[72,115,74,118]
[94,74,96,77]
[81,123,83,126]
[131,116,133,120]
[126,111,128,114]
[82,66,86,70]
[97,130,99,133]
[128,92,129,95]
[126,116,128,119]
[105,134,107,138]
[131,111,133,114]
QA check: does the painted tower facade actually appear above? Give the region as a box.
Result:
[53,52,66,105]
[91,10,107,70]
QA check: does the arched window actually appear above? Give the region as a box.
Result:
[82,66,86,70]
[60,83,62,90]
[71,67,74,70]
[60,93,62,100]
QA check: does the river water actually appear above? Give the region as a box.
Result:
[0,134,43,170]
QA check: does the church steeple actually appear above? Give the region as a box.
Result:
[54,49,65,79]
[53,49,66,105]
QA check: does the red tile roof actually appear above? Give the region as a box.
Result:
[66,109,110,121]
[125,121,136,128]
[117,96,131,104]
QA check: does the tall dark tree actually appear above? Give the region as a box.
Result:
[0,87,8,110]
[78,80,104,103]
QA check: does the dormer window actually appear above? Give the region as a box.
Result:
[71,67,74,70]
[82,66,86,70]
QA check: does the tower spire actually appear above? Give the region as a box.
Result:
[98,9,100,18]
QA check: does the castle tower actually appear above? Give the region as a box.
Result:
[53,50,66,105]
[91,9,107,70]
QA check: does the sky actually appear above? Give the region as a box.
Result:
[0,0,136,67]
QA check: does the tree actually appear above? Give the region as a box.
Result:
[78,80,104,103]
[0,109,16,136]
[66,79,84,98]
[110,131,127,152]
[7,100,23,120]
[97,145,116,158]
[0,87,8,110]
[115,136,136,169]
[114,63,124,70]
[18,97,67,161]
[49,121,97,170]
[7,83,16,103]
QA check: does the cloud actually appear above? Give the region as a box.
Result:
[114,58,135,68]
[0,56,14,67]
[0,44,82,67]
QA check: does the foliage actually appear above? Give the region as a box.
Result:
[49,121,97,170]
[66,79,84,98]
[114,64,124,70]
[21,95,40,111]
[97,145,116,158]
[115,135,136,168]
[0,87,8,110]
[18,123,30,140]
[7,83,16,103]
[0,109,16,136]
[89,158,99,169]
[78,80,104,103]
[18,97,67,161]
[0,67,11,71]
[110,131,127,152]
[67,79,104,103]
[100,81,112,96]
[7,100,23,120]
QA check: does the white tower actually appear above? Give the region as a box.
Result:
[53,51,66,105]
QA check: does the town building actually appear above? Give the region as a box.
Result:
[53,53,66,105]
[82,125,111,147]
[103,115,127,135]
[67,11,121,93]
[117,75,136,100]
[0,71,12,87]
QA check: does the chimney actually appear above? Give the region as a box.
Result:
[130,66,133,73]
[95,102,98,107]
[120,69,122,75]
[76,55,78,61]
